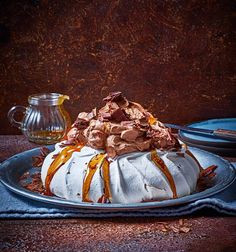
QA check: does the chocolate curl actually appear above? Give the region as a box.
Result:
[103,91,123,102]
[73,118,90,129]
[73,109,97,129]
[103,91,129,107]
[99,97,130,122]
[59,139,77,147]
[200,165,217,177]
[111,108,130,122]
[32,147,51,167]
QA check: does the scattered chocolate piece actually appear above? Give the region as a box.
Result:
[97,194,111,203]
[22,172,45,194]
[40,147,51,157]
[176,152,185,157]
[200,165,217,177]
[20,171,29,181]
[73,118,90,129]
[32,147,51,167]
[103,91,124,103]
[111,108,130,122]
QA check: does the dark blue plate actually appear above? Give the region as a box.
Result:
[179,118,236,148]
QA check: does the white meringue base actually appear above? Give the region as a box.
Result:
[41,143,200,204]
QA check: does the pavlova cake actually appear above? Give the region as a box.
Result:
[41,92,203,204]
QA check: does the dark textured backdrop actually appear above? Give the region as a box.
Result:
[0,0,235,134]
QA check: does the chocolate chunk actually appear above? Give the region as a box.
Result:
[99,111,112,120]
[116,143,139,156]
[107,135,122,146]
[103,91,129,107]
[103,91,122,102]
[121,121,135,127]
[136,137,151,151]
[121,128,139,142]
[176,152,185,157]
[87,108,97,120]
[73,118,89,129]
[111,108,129,122]
[109,123,127,134]
[87,129,106,149]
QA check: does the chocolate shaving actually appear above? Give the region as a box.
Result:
[176,152,185,157]
[32,147,51,167]
[200,165,217,177]
[59,139,77,147]
[103,91,129,107]
[22,173,45,194]
[111,108,130,122]
[40,147,51,157]
[73,118,90,129]
[196,166,218,192]
[97,194,111,203]
[99,111,112,120]
[32,156,44,167]
[103,91,123,102]
[20,171,29,180]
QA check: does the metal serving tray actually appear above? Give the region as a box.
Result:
[0,146,235,211]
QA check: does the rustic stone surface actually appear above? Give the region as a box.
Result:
[0,135,39,162]
[0,135,236,251]
[0,0,235,134]
[0,217,236,251]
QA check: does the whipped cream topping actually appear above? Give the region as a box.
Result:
[67,92,180,158]
[41,143,200,203]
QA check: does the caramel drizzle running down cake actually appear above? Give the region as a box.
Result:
[43,92,208,203]
[44,145,83,195]
[44,145,187,201]
[82,153,111,203]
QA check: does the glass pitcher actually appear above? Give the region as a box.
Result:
[8,93,71,144]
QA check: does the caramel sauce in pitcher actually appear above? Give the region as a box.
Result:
[30,130,65,142]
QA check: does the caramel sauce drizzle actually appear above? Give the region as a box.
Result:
[45,145,83,195]
[82,153,106,202]
[151,150,177,199]
[148,114,157,125]
[102,158,112,202]
[183,144,217,177]
[182,144,203,172]
[186,149,203,172]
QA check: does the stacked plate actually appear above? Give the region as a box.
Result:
[178,118,236,157]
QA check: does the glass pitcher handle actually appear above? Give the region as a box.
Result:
[7,106,27,129]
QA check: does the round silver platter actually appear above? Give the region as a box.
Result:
[0,146,235,211]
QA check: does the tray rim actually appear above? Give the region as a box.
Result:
[0,146,235,211]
